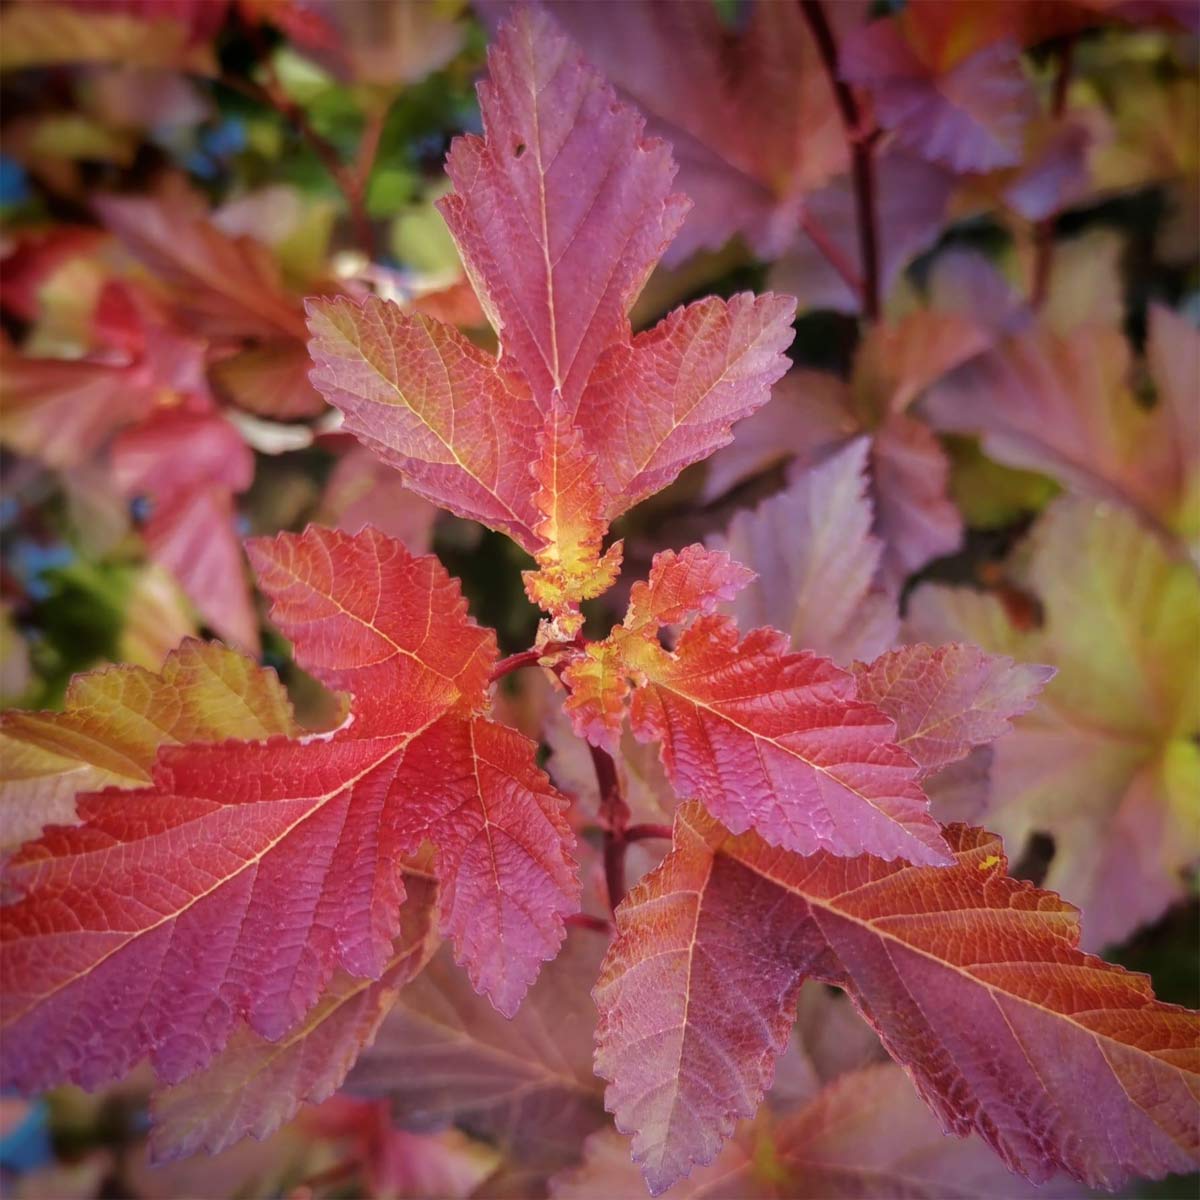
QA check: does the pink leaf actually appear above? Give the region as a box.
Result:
[852,643,1054,775]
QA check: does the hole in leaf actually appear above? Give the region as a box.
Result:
[513,142,526,158]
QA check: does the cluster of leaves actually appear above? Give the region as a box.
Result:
[0,2,1197,1199]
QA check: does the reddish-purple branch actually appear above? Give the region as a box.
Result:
[489,647,546,682]
[625,823,673,843]
[489,639,579,682]
[588,741,632,912]
[565,912,613,934]
[799,0,881,321]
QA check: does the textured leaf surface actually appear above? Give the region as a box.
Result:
[306,296,542,549]
[625,545,755,634]
[595,803,1200,1194]
[554,1065,1078,1199]
[307,9,794,625]
[907,498,1200,947]
[710,439,898,665]
[522,402,623,630]
[560,536,946,863]
[623,615,949,864]
[579,292,797,519]
[704,311,974,584]
[0,640,295,853]
[1,527,576,1094]
[439,6,688,414]
[148,863,440,1161]
[349,933,607,1180]
[852,644,1053,776]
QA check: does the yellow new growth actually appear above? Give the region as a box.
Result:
[523,399,622,636]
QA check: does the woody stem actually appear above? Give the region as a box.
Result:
[589,742,632,912]
[799,0,881,321]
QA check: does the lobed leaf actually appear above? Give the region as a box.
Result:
[580,292,798,520]
[349,933,608,1183]
[851,643,1054,776]
[595,803,1200,1194]
[149,862,440,1161]
[1,527,577,1095]
[438,6,688,415]
[525,0,849,262]
[923,309,1200,551]
[522,401,624,633]
[907,497,1200,947]
[840,4,1037,173]
[304,9,795,629]
[624,545,755,634]
[710,438,898,665]
[623,616,950,865]
[305,296,543,550]
[0,639,296,853]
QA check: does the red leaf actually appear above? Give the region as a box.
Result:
[246,525,493,717]
[522,400,624,633]
[0,347,151,469]
[0,527,576,1095]
[112,410,258,652]
[624,545,755,633]
[148,862,439,1161]
[95,193,307,342]
[852,643,1054,776]
[622,616,950,864]
[349,933,607,1187]
[580,292,797,519]
[524,0,854,262]
[561,530,946,863]
[386,714,579,1013]
[306,296,543,550]
[438,7,688,416]
[305,9,795,628]
[595,804,1200,1194]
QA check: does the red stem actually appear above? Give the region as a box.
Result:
[489,647,546,682]
[799,210,864,300]
[799,0,881,321]
[1031,36,1076,309]
[624,823,673,843]
[588,742,632,913]
[565,912,612,934]
[489,639,578,683]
